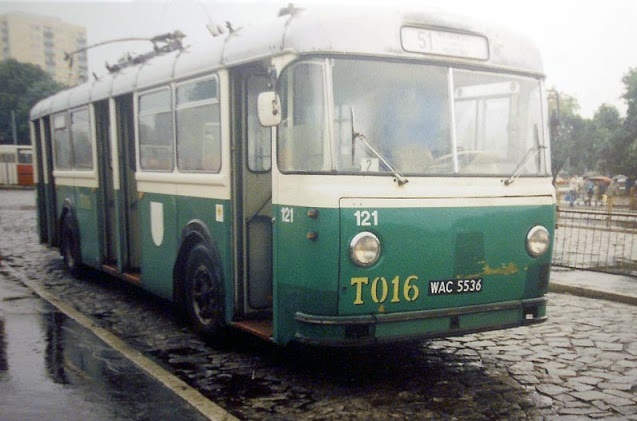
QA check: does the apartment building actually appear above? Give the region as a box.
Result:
[0,12,88,86]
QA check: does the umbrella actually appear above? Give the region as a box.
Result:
[589,175,611,184]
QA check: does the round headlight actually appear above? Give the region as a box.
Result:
[526,225,550,257]
[349,231,381,267]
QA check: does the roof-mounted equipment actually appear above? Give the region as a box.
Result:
[64,30,186,75]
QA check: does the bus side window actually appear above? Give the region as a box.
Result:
[70,108,93,170]
[139,88,174,172]
[176,77,221,173]
[53,113,72,170]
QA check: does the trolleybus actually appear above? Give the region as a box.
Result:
[0,145,34,186]
[30,5,555,346]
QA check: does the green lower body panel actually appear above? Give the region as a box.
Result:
[56,185,100,268]
[138,192,232,302]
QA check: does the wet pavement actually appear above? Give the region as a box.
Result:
[3,188,637,420]
[0,191,216,421]
[0,273,214,421]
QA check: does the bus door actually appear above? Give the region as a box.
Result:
[93,100,117,264]
[33,120,46,242]
[34,117,57,245]
[231,68,273,321]
[112,94,141,277]
[42,117,58,246]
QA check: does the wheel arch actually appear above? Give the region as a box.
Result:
[58,198,80,254]
[173,219,224,304]
[58,198,83,276]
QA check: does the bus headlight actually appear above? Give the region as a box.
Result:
[349,232,381,267]
[526,225,550,258]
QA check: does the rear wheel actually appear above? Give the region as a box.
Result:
[61,213,82,277]
[183,245,225,335]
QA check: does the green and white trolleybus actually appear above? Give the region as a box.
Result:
[30,5,555,346]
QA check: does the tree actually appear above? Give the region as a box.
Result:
[549,92,589,178]
[609,67,637,179]
[0,59,65,145]
[550,68,637,181]
[590,104,622,175]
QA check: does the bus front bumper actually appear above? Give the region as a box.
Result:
[294,297,547,347]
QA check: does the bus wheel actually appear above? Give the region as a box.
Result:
[184,245,224,335]
[61,213,82,277]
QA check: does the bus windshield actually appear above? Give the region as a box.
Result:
[278,58,548,177]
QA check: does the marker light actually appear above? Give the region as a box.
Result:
[349,231,381,267]
[526,225,550,258]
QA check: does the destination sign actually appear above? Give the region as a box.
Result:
[401,27,489,60]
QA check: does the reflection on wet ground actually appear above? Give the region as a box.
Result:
[0,316,6,372]
[148,330,541,420]
[0,274,208,421]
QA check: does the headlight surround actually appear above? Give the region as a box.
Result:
[349,231,381,267]
[526,225,550,257]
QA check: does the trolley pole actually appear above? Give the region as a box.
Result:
[11,110,18,145]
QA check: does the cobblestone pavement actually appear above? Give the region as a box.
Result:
[2,189,637,420]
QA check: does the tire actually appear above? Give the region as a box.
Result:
[183,244,225,335]
[61,213,82,278]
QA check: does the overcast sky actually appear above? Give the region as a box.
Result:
[1,0,635,118]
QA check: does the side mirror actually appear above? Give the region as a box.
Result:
[257,91,282,127]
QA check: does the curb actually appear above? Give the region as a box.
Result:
[549,282,637,306]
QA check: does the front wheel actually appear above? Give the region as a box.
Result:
[183,245,225,335]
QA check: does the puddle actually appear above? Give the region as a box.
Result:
[0,277,209,421]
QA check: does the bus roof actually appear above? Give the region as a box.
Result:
[30,5,544,119]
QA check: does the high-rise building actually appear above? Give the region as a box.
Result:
[0,12,88,86]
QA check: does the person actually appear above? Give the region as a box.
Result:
[568,176,578,207]
[584,177,594,206]
[596,180,607,206]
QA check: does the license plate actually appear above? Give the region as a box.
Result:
[428,278,483,296]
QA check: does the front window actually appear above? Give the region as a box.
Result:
[277,58,547,177]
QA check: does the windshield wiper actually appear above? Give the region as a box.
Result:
[350,107,408,185]
[353,131,409,185]
[503,125,546,186]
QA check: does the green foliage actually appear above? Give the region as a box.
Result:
[592,104,623,175]
[550,67,637,181]
[0,59,65,145]
[616,68,637,178]
[549,92,590,177]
